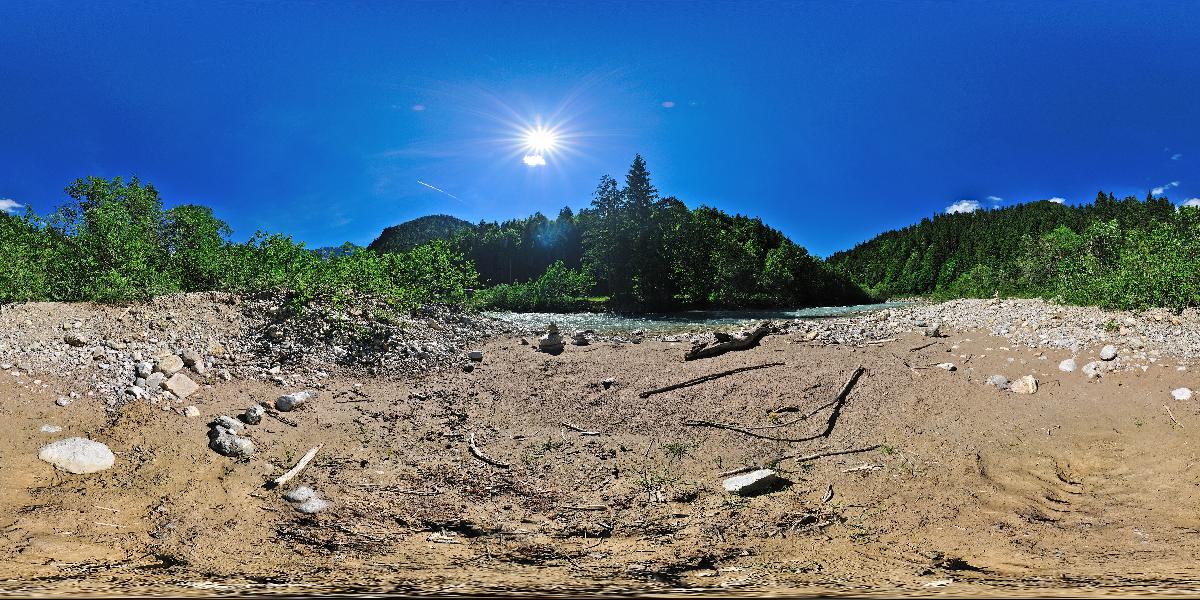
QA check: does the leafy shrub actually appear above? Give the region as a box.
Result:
[475,261,595,311]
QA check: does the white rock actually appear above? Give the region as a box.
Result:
[276,389,317,412]
[1058,358,1076,372]
[182,406,201,417]
[163,373,200,399]
[55,397,72,407]
[1083,361,1104,379]
[1172,388,1193,401]
[723,469,785,496]
[38,438,115,474]
[986,375,1010,389]
[1100,345,1118,361]
[40,424,62,433]
[1010,375,1039,395]
[936,362,956,371]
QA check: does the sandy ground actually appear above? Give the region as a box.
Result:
[4,324,1200,596]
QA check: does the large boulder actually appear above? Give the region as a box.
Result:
[39,438,115,474]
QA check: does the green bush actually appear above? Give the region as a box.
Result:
[0,176,477,311]
[475,261,595,311]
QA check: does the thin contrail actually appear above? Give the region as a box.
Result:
[416,180,461,202]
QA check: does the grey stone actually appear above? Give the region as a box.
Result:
[276,389,317,412]
[209,415,244,434]
[180,348,202,367]
[986,375,1010,389]
[295,497,331,514]
[723,469,786,496]
[242,404,265,425]
[38,437,115,474]
[935,362,956,371]
[64,332,88,347]
[145,372,166,390]
[923,322,942,338]
[55,396,72,407]
[467,350,484,361]
[1100,345,1118,361]
[1058,358,1076,372]
[209,432,254,458]
[1083,361,1104,379]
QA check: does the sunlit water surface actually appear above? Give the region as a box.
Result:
[488,301,912,334]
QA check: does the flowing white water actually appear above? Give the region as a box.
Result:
[488,301,911,334]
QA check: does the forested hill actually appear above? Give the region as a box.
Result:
[369,155,868,312]
[828,192,1197,309]
[367,214,475,253]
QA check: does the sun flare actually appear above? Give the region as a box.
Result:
[523,126,558,154]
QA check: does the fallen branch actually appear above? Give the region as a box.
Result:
[639,362,785,399]
[264,408,298,427]
[776,444,882,464]
[1166,405,1185,428]
[862,338,897,345]
[684,322,774,361]
[717,465,759,477]
[267,444,322,489]
[558,504,608,511]
[468,433,510,469]
[682,366,866,442]
[562,421,600,436]
[908,341,938,352]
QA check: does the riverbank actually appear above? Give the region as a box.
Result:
[3,295,1200,595]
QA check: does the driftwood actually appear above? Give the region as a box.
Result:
[685,322,773,361]
[468,433,510,469]
[681,366,866,442]
[268,444,322,489]
[777,444,882,464]
[639,362,785,399]
[908,341,938,352]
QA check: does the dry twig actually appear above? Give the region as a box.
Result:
[561,421,600,436]
[268,444,323,489]
[468,433,510,469]
[639,362,785,399]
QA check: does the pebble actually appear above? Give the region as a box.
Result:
[55,397,72,407]
[182,406,201,417]
[156,354,185,375]
[1100,345,1118,361]
[986,375,1010,389]
[38,437,115,474]
[936,362,956,371]
[39,424,62,433]
[1083,361,1104,379]
[209,432,255,458]
[1058,358,1076,372]
[1172,388,1193,401]
[467,350,484,361]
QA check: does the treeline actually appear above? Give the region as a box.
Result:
[828,192,1200,309]
[444,155,867,311]
[0,176,477,309]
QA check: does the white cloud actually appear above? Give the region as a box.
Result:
[1172,153,1183,160]
[945,199,981,214]
[1151,181,1181,196]
[987,195,1003,203]
[0,198,23,214]
[1182,198,1200,208]
[1048,197,1066,204]
[522,154,547,167]
[661,101,675,108]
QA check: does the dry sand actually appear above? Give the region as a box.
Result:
[3,315,1200,596]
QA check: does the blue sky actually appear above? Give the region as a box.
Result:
[1,0,1197,256]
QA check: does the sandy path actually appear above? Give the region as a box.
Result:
[2,326,1200,596]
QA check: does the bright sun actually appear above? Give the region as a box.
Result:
[524,126,558,154]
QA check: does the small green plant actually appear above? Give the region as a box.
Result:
[661,441,693,461]
[1105,319,1120,332]
[878,444,897,455]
